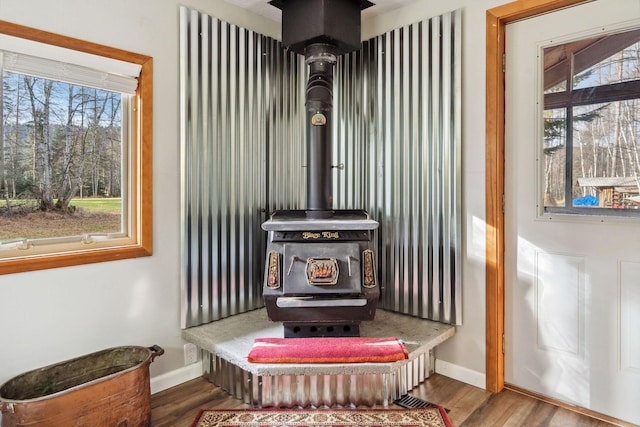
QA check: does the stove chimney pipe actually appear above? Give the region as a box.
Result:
[305,43,337,214]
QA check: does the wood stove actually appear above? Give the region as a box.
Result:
[263,210,378,337]
[262,0,379,338]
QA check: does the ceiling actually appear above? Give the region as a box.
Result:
[222,0,417,23]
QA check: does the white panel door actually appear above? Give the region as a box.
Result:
[504,0,640,424]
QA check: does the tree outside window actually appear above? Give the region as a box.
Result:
[2,73,123,230]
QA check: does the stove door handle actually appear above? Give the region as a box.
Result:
[347,255,357,277]
[276,297,368,308]
[287,255,302,275]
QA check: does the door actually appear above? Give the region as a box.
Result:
[504,0,640,424]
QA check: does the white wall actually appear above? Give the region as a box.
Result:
[0,0,504,395]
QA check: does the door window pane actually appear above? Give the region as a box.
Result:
[542,27,640,215]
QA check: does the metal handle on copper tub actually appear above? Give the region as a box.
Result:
[0,401,15,414]
[148,345,165,362]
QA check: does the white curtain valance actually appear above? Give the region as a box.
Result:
[0,34,140,95]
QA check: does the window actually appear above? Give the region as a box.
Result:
[542,27,640,216]
[0,20,152,274]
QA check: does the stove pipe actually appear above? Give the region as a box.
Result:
[305,43,337,214]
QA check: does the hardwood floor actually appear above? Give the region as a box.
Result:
[150,374,625,426]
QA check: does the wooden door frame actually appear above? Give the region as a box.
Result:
[485,0,591,393]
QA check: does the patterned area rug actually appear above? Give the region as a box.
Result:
[191,407,453,427]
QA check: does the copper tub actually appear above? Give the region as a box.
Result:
[0,345,164,427]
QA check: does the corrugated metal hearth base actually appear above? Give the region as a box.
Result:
[182,308,455,408]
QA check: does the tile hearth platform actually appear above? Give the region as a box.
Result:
[182,308,455,408]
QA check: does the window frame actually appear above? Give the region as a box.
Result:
[0,20,152,275]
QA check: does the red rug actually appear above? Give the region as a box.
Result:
[247,337,408,363]
[191,407,453,427]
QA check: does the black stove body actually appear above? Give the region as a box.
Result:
[263,0,379,338]
[262,210,379,337]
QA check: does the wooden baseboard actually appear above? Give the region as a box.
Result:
[505,383,636,427]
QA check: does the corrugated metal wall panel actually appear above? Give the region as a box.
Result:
[181,7,461,328]
[180,8,279,327]
[203,351,430,407]
[334,10,462,324]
